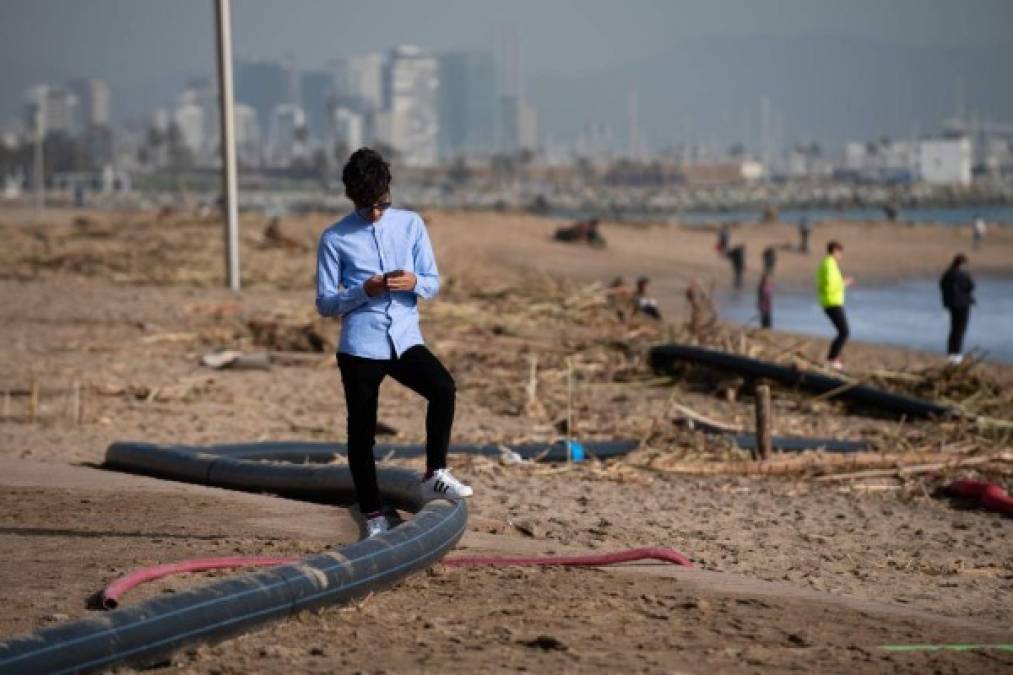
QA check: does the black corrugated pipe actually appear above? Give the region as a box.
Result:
[0,442,468,674]
[201,438,640,464]
[650,343,950,419]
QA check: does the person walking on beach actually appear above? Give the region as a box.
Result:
[816,241,854,370]
[797,216,811,253]
[716,224,730,255]
[972,217,986,250]
[939,253,975,364]
[316,147,472,539]
[728,244,746,289]
[762,245,777,274]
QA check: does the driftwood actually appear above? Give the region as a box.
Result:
[812,453,1013,482]
[201,350,271,370]
[640,451,1012,478]
[670,401,741,433]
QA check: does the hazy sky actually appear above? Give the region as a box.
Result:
[2,0,1012,149]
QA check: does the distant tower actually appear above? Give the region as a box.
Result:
[494,24,529,153]
[760,96,772,169]
[71,79,110,128]
[954,76,965,122]
[627,84,640,159]
[387,45,439,166]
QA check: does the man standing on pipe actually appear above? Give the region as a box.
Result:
[316,147,473,538]
[816,240,854,370]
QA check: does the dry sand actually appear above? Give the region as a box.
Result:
[0,204,1011,673]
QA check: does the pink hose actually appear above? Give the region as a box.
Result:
[99,556,299,610]
[945,480,1013,515]
[99,547,692,610]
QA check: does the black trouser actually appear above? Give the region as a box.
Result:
[947,306,970,355]
[760,309,772,329]
[823,306,849,360]
[337,345,455,514]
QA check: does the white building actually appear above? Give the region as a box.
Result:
[268,104,307,167]
[330,106,364,154]
[387,45,439,166]
[173,103,204,154]
[178,82,218,161]
[843,140,918,181]
[234,103,262,167]
[370,110,394,150]
[332,53,386,114]
[25,85,79,136]
[919,137,972,186]
[71,79,110,127]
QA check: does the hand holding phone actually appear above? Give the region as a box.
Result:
[384,270,417,292]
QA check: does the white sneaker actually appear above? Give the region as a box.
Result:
[365,513,390,538]
[827,359,845,371]
[420,468,473,502]
[947,354,963,365]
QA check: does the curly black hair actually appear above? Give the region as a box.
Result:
[342,147,391,207]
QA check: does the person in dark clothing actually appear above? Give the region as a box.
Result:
[716,225,730,255]
[797,216,811,253]
[757,271,774,328]
[939,253,975,364]
[728,244,746,289]
[762,245,777,274]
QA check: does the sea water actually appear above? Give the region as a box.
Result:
[718,277,1013,363]
[676,204,1013,227]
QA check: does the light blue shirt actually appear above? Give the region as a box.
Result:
[315,208,440,359]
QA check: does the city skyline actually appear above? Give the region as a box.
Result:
[2,1,1012,154]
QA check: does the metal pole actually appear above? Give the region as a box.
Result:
[215,0,240,291]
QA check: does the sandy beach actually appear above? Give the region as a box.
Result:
[0,204,1010,673]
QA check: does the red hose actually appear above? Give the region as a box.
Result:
[945,480,1013,515]
[99,556,299,610]
[444,546,693,568]
[99,546,692,610]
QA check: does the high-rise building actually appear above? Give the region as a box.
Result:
[237,58,295,135]
[493,25,538,153]
[387,45,439,166]
[234,103,262,167]
[25,85,78,136]
[178,79,218,162]
[330,107,364,156]
[174,103,204,154]
[332,53,386,114]
[438,51,497,157]
[300,69,332,142]
[268,103,307,167]
[71,79,111,128]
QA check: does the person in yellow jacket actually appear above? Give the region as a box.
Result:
[816,241,854,370]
